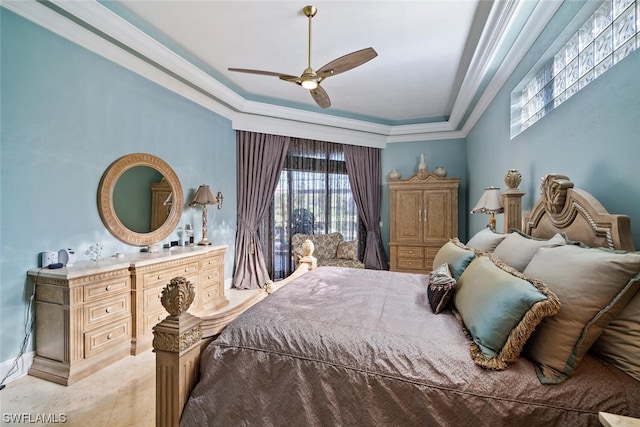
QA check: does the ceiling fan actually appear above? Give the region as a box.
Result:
[228,5,377,109]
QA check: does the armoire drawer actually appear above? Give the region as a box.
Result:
[396,257,426,271]
[397,247,424,258]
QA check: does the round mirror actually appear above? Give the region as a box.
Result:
[98,153,183,246]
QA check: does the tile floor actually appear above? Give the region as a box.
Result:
[1,349,155,426]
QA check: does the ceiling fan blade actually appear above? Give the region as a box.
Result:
[310,85,331,109]
[228,68,298,80]
[317,47,378,78]
[279,75,302,85]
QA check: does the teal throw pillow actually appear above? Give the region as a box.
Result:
[453,254,561,370]
[432,239,477,280]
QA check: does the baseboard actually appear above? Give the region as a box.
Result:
[1,351,35,385]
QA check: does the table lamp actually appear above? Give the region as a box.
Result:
[471,186,504,231]
[190,185,223,245]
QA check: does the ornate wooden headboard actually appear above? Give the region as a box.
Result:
[522,174,635,251]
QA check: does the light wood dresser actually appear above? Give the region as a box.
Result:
[28,245,228,385]
[129,246,228,355]
[389,172,460,274]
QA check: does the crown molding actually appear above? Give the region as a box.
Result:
[448,0,521,128]
[460,0,563,137]
[2,0,555,146]
[231,113,388,148]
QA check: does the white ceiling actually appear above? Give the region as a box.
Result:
[114,0,488,124]
[114,0,489,123]
[4,0,562,144]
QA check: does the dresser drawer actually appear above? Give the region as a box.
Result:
[397,246,424,258]
[201,254,224,272]
[143,274,198,311]
[84,318,131,358]
[84,294,130,329]
[143,262,199,288]
[200,269,220,287]
[144,286,165,312]
[200,284,220,308]
[84,277,130,303]
[145,308,168,333]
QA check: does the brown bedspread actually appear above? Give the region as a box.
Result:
[181,267,640,426]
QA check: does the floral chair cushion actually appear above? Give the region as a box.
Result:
[291,233,364,269]
[337,240,358,260]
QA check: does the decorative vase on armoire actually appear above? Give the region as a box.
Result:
[418,153,427,172]
[433,166,448,178]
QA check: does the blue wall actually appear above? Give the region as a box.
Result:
[466,1,640,244]
[0,10,237,362]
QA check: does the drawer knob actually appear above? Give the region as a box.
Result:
[157,293,162,299]
[157,274,162,280]
[184,267,188,272]
[207,293,211,298]
[106,307,113,313]
[158,315,163,321]
[107,333,113,340]
[208,275,212,280]
[408,250,413,254]
[106,285,112,291]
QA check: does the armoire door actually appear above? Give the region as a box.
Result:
[422,189,453,245]
[392,189,423,243]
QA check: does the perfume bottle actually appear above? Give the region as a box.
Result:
[184,224,194,247]
[176,226,184,246]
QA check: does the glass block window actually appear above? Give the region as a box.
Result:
[511,0,638,138]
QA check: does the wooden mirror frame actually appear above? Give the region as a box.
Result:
[98,153,183,246]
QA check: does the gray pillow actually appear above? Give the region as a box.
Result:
[466,228,508,253]
[493,231,566,271]
[591,290,640,382]
[523,245,640,383]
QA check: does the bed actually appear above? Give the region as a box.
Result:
[153,174,640,426]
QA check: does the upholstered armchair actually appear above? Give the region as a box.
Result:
[291,232,365,269]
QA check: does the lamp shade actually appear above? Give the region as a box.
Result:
[190,185,217,206]
[471,186,504,214]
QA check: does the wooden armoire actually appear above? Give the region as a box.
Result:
[389,171,460,273]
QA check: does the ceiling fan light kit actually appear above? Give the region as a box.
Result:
[228,5,377,108]
[300,68,319,90]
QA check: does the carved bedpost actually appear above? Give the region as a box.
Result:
[267,239,317,294]
[153,277,203,427]
[502,169,526,233]
[299,239,318,270]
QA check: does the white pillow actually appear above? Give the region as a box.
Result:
[466,228,508,253]
[492,232,566,271]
